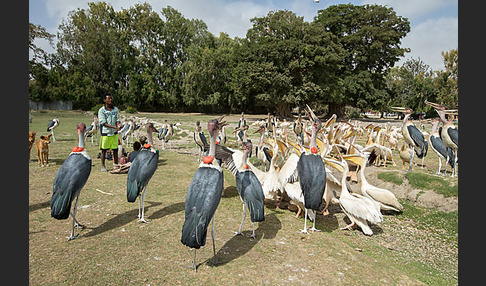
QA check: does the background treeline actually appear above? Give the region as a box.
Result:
[29,2,458,117]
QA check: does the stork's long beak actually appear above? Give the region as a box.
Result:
[390,106,408,113]
[443,109,458,115]
[252,125,265,134]
[306,104,320,122]
[217,115,228,128]
[424,100,443,110]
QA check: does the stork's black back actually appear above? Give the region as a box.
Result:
[47,120,55,132]
[235,170,265,222]
[297,153,326,210]
[407,124,428,158]
[51,153,91,219]
[126,149,159,202]
[448,127,458,146]
[181,166,224,249]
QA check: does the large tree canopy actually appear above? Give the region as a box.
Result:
[314,4,410,117]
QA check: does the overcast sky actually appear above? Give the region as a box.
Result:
[29,0,458,71]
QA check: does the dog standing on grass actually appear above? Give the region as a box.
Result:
[29,132,36,161]
[36,134,52,166]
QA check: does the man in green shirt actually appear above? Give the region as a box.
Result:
[98,94,122,172]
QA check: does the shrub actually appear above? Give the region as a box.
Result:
[125,106,138,114]
[91,103,104,114]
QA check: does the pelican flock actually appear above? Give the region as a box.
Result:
[40,99,457,272]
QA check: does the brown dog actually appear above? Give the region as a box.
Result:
[36,134,52,166]
[29,132,36,161]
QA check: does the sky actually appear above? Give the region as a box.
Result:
[29,0,458,71]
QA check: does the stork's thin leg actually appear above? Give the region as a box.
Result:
[251,222,256,239]
[308,210,320,233]
[70,211,85,229]
[234,203,246,236]
[443,154,449,176]
[436,157,442,175]
[192,249,197,272]
[452,152,458,177]
[138,193,142,218]
[209,216,220,267]
[300,209,309,234]
[138,187,149,223]
[421,156,425,168]
[211,217,216,257]
[182,249,198,272]
[67,194,81,241]
[408,147,415,172]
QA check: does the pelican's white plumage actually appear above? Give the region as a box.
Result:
[325,157,382,236]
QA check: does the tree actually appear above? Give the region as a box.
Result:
[29,23,56,102]
[386,58,435,113]
[55,2,128,108]
[29,23,55,64]
[314,4,410,117]
[434,49,458,109]
[232,10,341,117]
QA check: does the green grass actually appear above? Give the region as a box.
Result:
[376,171,458,198]
[377,171,404,185]
[399,200,458,240]
[406,172,458,197]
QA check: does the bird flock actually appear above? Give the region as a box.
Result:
[44,100,458,272]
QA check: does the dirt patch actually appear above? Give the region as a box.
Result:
[364,166,458,212]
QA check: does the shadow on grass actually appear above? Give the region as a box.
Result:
[313,213,340,233]
[212,213,281,267]
[157,158,168,167]
[222,186,238,198]
[83,200,162,238]
[148,201,185,220]
[342,215,383,235]
[55,138,76,142]
[29,201,50,213]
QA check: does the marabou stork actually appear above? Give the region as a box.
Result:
[181,117,228,272]
[324,157,382,236]
[47,117,60,142]
[390,107,428,172]
[158,119,168,142]
[193,121,208,162]
[296,105,326,233]
[50,123,91,240]
[163,124,174,149]
[234,141,265,238]
[237,112,246,129]
[121,118,135,147]
[217,125,226,145]
[425,100,458,176]
[84,114,99,146]
[253,125,272,171]
[265,113,275,139]
[428,117,455,175]
[126,122,159,223]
